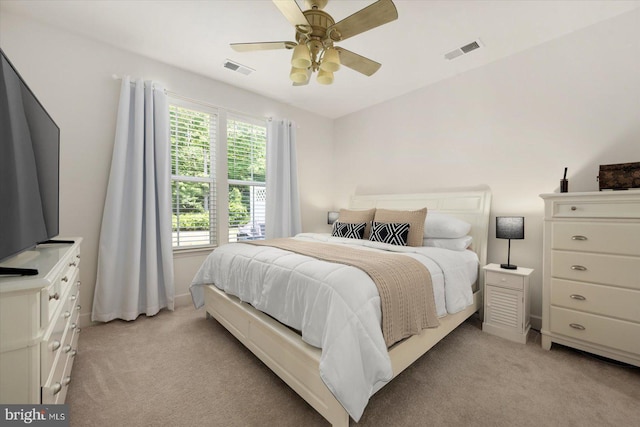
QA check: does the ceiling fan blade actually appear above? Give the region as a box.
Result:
[335,47,381,76]
[328,0,398,42]
[272,0,310,27]
[231,41,297,52]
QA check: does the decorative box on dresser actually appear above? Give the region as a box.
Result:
[0,238,82,403]
[540,191,640,367]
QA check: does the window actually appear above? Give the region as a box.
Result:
[170,104,217,248]
[227,116,267,243]
[169,98,267,249]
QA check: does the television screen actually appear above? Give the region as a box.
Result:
[0,48,60,263]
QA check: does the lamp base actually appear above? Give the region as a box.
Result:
[500,263,518,270]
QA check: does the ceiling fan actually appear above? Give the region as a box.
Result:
[230,0,398,86]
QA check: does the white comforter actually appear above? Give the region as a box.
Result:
[190,233,478,421]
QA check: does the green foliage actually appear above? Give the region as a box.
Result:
[229,186,249,226]
[171,212,209,231]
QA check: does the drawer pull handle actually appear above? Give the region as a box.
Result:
[76,304,82,311]
[61,276,69,282]
[71,323,77,330]
[52,382,62,395]
[50,340,61,351]
[570,206,577,211]
[63,376,72,386]
[569,294,586,301]
[71,349,77,357]
[569,323,585,330]
[71,294,77,301]
[76,280,81,288]
[76,328,81,334]
[69,261,77,267]
[76,254,81,259]
[63,311,71,319]
[63,344,72,353]
[570,265,587,271]
[49,292,60,301]
[571,235,588,241]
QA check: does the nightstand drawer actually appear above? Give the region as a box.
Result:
[551,278,640,323]
[551,251,640,290]
[550,306,640,355]
[551,222,640,256]
[486,271,524,290]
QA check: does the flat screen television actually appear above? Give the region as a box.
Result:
[0,48,60,268]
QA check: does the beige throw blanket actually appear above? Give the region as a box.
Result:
[248,238,440,347]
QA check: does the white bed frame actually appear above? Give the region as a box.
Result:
[203,187,492,426]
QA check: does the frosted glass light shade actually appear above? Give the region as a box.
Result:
[320,48,340,72]
[291,44,311,68]
[317,69,334,85]
[289,66,309,83]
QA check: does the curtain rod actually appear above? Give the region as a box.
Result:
[111,74,271,122]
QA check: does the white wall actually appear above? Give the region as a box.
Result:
[0,12,334,326]
[332,9,640,327]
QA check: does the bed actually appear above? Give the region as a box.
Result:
[190,187,491,426]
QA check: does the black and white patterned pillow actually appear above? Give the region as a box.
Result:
[369,222,410,246]
[331,222,367,239]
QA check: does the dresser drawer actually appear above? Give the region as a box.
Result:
[485,271,524,290]
[551,251,640,290]
[553,200,640,218]
[551,278,640,323]
[550,306,640,355]
[551,222,640,256]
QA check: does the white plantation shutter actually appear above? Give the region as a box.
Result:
[169,104,217,248]
[227,116,267,243]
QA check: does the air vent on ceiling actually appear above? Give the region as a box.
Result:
[223,60,254,75]
[444,39,483,60]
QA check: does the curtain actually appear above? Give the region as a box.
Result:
[92,77,174,322]
[265,119,302,239]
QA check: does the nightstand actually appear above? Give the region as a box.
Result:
[482,263,534,344]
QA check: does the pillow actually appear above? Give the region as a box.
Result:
[424,212,471,238]
[338,208,376,239]
[331,222,366,240]
[369,222,410,246]
[423,236,473,251]
[373,208,427,247]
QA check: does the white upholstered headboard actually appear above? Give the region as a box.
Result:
[350,186,492,287]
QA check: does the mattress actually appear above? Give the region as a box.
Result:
[190,233,478,421]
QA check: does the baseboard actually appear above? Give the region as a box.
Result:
[530,314,542,331]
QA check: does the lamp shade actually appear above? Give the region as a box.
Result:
[496,217,525,239]
[291,43,311,69]
[289,66,309,83]
[327,211,339,225]
[320,48,340,72]
[317,69,334,85]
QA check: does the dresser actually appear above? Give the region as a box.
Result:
[0,238,82,403]
[483,264,534,344]
[540,191,640,366]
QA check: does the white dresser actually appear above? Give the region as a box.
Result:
[0,238,82,403]
[540,191,640,366]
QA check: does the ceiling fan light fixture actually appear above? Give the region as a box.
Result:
[320,47,340,72]
[289,66,309,83]
[291,43,312,68]
[317,69,334,85]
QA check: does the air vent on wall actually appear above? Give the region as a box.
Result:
[223,60,254,75]
[444,39,483,60]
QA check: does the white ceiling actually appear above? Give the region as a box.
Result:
[2,0,640,118]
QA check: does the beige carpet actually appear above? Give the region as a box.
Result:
[67,305,640,426]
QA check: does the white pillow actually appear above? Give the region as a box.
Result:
[423,236,473,251]
[424,212,471,238]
